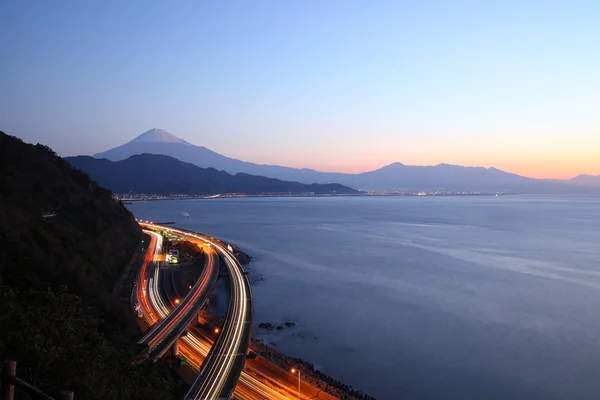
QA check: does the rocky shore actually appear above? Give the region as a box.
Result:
[229,244,265,285]
[230,244,252,265]
[251,337,376,400]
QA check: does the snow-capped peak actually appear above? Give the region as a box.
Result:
[128,129,191,145]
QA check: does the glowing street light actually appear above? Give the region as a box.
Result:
[174,298,180,305]
[214,328,220,334]
[290,368,301,399]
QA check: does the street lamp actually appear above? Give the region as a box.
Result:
[290,368,300,399]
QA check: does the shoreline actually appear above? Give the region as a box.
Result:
[120,192,512,203]
[201,311,375,400]
[224,246,376,400]
[146,224,376,398]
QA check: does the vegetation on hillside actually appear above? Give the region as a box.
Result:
[0,132,179,399]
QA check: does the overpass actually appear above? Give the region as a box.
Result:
[183,241,253,399]
[136,223,334,399]
[136,231,301,399]
[136,245,218,361]
[135,230,163,326]
[139,223,253,400]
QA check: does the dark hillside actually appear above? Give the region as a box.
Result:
[0,133,141,291]
[65,154,360,195]
[0,132,179,399]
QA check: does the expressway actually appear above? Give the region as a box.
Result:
[137,245,218,360]
[136,223,337,400]
[139,223,253,400]
[135,230,163,325]
[183,239,253,400]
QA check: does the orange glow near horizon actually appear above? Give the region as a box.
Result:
[270,160,600,180]
[226,134,600,180]
[247,151,600,180]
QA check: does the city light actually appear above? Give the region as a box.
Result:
[136,221,255,398]
[290,367,301,399]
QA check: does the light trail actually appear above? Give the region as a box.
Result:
[137,223,326,400]
[138,248,217,359]
[152,226,252,400]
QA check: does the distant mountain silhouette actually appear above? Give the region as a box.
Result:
[66,154,359,195]
[569,174,600,186]
[333,163,561,193]
[91,129,598,193]
[93,128,332,183]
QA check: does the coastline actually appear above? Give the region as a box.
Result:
[132,196,600,399]
[118,191,509,203]
[150,225,376,399]
[225,246,376,400]
[201,312,375,400]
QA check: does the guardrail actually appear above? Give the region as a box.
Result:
[1,360,74,400]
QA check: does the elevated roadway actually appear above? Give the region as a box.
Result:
[139,223,253,400]
[137,223,335,400]
[135,230,163,325]
[184,242,253,399]
[137,247,218,360]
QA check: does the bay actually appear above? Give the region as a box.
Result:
[128,195,600,399]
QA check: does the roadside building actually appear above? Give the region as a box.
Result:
[166,249,179,264]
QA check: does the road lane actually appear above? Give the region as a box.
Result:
[137,223,337,400]
[139,248,218,360]
[183,231,253,400]
[136,230,160,325]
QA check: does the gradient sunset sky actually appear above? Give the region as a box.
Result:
[1,1,599,179]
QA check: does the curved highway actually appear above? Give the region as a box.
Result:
[184,243,252,399]
[139,223,253,400]
[138,247,218,360]
[137,223,334,399]
[135,230,163,325]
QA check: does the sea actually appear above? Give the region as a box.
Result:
[128,195,600,400]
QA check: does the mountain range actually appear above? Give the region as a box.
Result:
[66,154,359,195]
[92,129,600,193]
[567,174,600,187]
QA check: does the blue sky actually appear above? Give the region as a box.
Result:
[1,1,599,177]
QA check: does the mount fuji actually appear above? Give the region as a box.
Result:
[93,128,336,183]
[91,129,599,193]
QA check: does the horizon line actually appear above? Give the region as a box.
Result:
[80,128,593,181]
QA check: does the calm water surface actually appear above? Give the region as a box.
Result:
[129,196,600,400]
